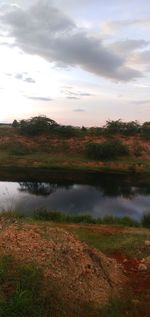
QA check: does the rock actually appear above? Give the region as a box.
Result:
[144,240,150,247]
[132,299,140,305]
[138,263,147,272]
[144,256,150,269]
[140,258,145,263]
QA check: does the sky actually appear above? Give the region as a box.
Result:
[0,0,150,126]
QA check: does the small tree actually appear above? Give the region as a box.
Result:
[19,116,58,136]
[142,122,150,139]
[12,119,19,128]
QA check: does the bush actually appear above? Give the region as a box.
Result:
[141,122,150,140]
[33,210,141,227]
[19,116,58,136]
[104,120,141,136]
[12,120,19,128]
[101,216,139,227]
[86,140,129,160]
[141,213,150,228]
[53,125,81,138]
[133,144,143,156]
[33,209,66,222]
[9,144,33,156]
[88,127,103,136]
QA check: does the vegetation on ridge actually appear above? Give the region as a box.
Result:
[12,116,150,139]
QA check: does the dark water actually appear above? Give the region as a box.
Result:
[0,173,150,221]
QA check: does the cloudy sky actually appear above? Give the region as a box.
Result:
[0,0,150,126]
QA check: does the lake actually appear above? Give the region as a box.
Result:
[0,173,149,221]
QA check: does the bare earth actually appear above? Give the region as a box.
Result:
[0,220,125,306]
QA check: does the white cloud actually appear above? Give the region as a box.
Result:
[102,17,150,33]
[109,39,150,55]
[131,50,150,66]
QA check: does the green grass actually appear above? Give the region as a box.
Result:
[1,208,150,232]
[99,296,139,317]
[0,256,71,317]
[1,209,150,229]
[33,209,150,227]
[0,255,13,283]
[0,255,102,317]
[0,143,34,156]
[70,227,150,258]
[0,256,47,317]
[0,210,24,219]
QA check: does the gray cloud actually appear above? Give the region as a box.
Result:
[0,1,142,81]
[67,96,80,100]
[62,89,93,98]
[15,73,23,80]
[15,72,36,83]
[4,72,12,77]
[26,96,53,101]
[73,108,86,112]
[133,99,150,105]
[24,77,36,83]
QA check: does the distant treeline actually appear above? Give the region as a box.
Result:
[12,116,150,139]
[0,123,11,127]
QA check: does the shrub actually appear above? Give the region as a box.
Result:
[86,140,129,160]
[19,116,58,136]
[141,122,150,140]
[104,120,141,136]
[53,125,81,138]
[12,120,19,128]
[33,210,141,227]
[141,213,150,228]
[9,144,32,156]
[0,210,24,219]
[33,209,66,222]
[101,216,139,227]
[133,144,143,156]
[88,127,103,136]
[33,210,95,223]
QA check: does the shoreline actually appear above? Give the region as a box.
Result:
[0,164,149,183]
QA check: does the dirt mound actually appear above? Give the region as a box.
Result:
[0,221,125,305]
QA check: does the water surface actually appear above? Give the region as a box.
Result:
[0,174,149,221]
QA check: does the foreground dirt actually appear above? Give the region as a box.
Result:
[0,219,150,316]
[0,219,125,306]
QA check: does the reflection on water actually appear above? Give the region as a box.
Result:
[0,175,149,221]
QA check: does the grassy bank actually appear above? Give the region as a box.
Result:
[1,209,150,228]
[0,126,149,175]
